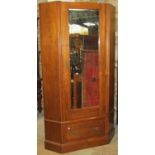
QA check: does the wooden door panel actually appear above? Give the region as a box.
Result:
[60,2,106,120]
[82,51,99,107]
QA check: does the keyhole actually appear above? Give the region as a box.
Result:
[92,77,96,82]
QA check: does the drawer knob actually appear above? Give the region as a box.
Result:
[67,127,71,130]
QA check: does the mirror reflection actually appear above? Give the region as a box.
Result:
[69,9,99,109]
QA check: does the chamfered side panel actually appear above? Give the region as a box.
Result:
[108,5,115,131]
[105,4,115,133]
[39,2,62,121]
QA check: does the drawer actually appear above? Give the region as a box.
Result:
[63,119,105,142]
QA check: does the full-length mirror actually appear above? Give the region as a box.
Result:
[69,9,99,109]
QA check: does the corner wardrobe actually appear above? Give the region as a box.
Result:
[39,1,115,153]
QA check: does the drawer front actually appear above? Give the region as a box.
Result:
[63,119,105,142]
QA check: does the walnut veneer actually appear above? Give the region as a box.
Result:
[39,2,115,153]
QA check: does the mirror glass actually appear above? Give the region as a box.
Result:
[69,9,99,109]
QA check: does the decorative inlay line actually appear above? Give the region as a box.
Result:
[45,116,107,124]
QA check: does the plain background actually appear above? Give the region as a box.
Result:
[0,0,155,155]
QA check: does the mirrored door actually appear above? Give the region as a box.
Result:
[68,9,100,109]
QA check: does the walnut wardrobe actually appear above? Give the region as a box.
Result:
[39,1,115,153]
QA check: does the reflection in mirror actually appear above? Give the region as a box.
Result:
[69,9,99,109]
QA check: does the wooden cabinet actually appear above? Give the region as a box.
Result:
[39,1,115,153]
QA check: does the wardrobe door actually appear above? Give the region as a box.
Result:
[60,3,107,120]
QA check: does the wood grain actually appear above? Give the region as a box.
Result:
[39,2,62,121]
[39,2,115,153]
